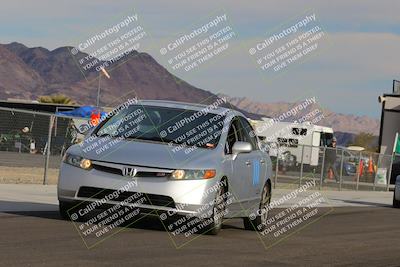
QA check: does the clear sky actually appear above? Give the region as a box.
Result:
[1,0,399,118]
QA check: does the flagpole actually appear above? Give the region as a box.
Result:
[96,67,111,107]
[96,72,101,107]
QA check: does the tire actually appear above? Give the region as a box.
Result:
[243,182,271,231]
[206,184,226,235]
[393,192,400,208]
[59,201,76,220]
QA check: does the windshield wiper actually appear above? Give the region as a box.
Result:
[96,133,113,138]
[124,135,165,142]
[125,135,187,145]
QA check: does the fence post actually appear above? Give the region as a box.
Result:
[373,153,379,191]
[339,149,344,191]
[43,115,55,185]
[299,144,305,188]
[356,151,361,191]
[319,146,326,190]
[274,144,279,189]
[387,153,395,191]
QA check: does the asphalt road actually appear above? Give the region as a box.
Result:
[1,205,400,266]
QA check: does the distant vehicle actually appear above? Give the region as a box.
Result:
[393,175,400,208]
[335,148,379,181]
[250,118,334,167]
[346,146,365,151]
[58,100,272,234]
[337,149,361,176]
[390,156,400,185]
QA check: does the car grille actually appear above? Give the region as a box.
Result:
[77,186,176,208]
[92,163,170,178]
[92,164,122,175]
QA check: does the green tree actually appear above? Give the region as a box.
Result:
[37,94,76,105]
[350,132,378,152]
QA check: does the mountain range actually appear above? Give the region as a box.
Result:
[223,95,379,135]
[0,42,223,107]
[0,42,380,141]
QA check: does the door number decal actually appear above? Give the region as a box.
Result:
[252,160,260,186]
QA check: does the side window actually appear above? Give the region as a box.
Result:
[320,132,333,147]
[292,127,307,136]
[225,121,238,154]
[238,117,259,150]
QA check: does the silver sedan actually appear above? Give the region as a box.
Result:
[58,100,272,234]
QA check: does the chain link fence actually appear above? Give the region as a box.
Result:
[0,106,398,191]
[0,107,77,184]
[265,141,398,191]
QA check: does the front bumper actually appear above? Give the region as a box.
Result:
[57,162,219,216]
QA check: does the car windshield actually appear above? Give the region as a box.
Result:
[94,104,226,149]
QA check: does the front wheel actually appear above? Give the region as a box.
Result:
[244,182,271,231]
[393,192,400,208]
[206,184,226,235]
[59,201,77,220]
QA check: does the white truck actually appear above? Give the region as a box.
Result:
[250,118,334,167]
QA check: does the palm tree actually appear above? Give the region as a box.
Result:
[37,94,76,105]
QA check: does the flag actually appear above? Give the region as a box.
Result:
[395,132,400,154]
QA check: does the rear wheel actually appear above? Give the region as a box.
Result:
[244,182,271,231]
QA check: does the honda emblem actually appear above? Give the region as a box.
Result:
[122,167,137,177]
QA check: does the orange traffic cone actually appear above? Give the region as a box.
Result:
[367,156,374,175]
[359,159,364,177]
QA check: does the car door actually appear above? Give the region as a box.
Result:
[222,118,244,214]
[228,117,263,211]
[237,117,266,204]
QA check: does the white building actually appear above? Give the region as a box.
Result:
[378,92,400,155]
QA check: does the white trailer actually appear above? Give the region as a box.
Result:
[250,118,334,166]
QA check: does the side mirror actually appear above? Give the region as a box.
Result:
[232,141,252,160]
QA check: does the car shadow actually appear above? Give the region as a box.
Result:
[329,198,392,208]
[0,200,245,233]
[0,200,60,219]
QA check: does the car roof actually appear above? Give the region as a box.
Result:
[136,99,241,116]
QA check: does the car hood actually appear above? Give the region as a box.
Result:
[70,137,219,169]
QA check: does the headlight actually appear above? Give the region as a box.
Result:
[63,153,92,170]
[171,169,216,180]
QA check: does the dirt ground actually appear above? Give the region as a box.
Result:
[0,167,59,184]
